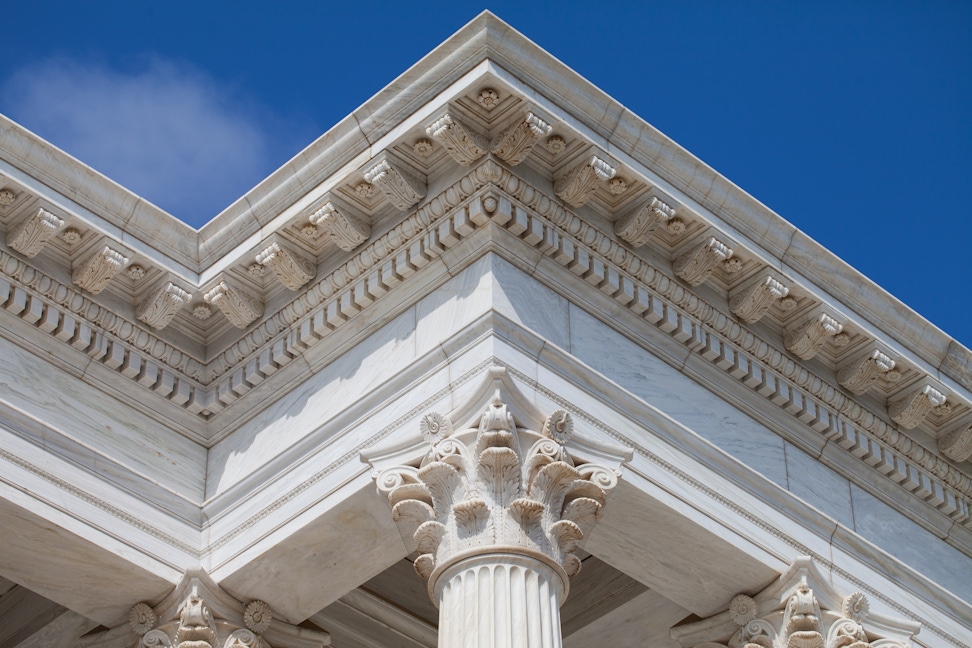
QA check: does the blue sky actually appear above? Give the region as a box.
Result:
[0,2,969,348]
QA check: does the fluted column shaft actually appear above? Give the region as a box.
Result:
[433,551,566,648]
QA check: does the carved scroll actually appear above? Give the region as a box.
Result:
[554,155,616,206]
[490,111,552,165]
[729,274,789,323]
[837,348,896,395]
[309,199,371,251]
[72,245,128,294]
[255,241,316,291]
[888,382,947,429]
[426,113,489,165]
[136,281,192,330]
[7,207,64,257]
[939,423,972,462]
[614,196,676,247]
[204,280,264,329]
[362,153,427,210]
[784,312,843,360]
[673,236,733,286]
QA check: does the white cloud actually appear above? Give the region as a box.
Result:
[0,58,299,226]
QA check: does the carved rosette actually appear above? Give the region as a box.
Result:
[426,113,489,165]
[938,423,972,462]
[784,313,843,360]
[255,242,316,291]
[614,196,676,247]
[308,200,371,251]
[72,245,129,294]
[729,275,789,323]
[374,393,624,591]
[362,155,427,211]
[670,558,918,648]
[673,237,733,286]
[837,349,896,395]
[888,383,947,429]
[136,281,192,330]
[7,207,64,257]
[203,280,264,329]
[490,111,553,166]
[554,155,616,206]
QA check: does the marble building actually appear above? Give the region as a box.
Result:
[0,11,969,648]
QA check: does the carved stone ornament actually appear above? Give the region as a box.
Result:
[673,236,733,286]
[614,196,676,247]
[425,113,489,166]
[490,111,553,166]
[255,241,316,291]
[670,557,919,648]
[888,382,947,430]
[6,207,64,257]
[0,188,16,205]
[80,568,328,648]
[784,312,843,360]
[136,281,192,330]
[837,348,896,395]
[203,280,264,329]
[545,135,566,154]
[554,154,616,206]
[729,275,789,323]
[938,423,972,462]
[308,199,371,251]
[73,244,129,294]
[362,153,427,211]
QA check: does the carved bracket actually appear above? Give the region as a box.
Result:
[939,423,972,462]
[308,198,371,251]
[426,113,489,165]
[136,280,192,330]
[362,153,427,210]
[204,279,264,329]
[614,195,676,247]
[490,110,552,165]
[255,241,316,291]
[72,244,129,294]
[837,347,896,395]
[784,312,843,360]
[729,274,789,323]
[7,207,64,257]
[673,236,733,286]
[888,382,947,429]
[554,154,616,206]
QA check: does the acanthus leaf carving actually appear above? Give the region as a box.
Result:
[426,112,489,165]
[362,153,427,210]
[490,111,552,166]
[554,155,616,206]
[308,199,371,251]
[72,244,129,294]
[729,274,789,324]
[614,195,676,247]
[784,313,843,360]
[938,423,972,462]
[6,207,64,257]
[203,280,264,329]
[255,241,316,291]
[673,236,733,286]
[837,348,896,395]
[136,281,192,330]
[888,382,947,430]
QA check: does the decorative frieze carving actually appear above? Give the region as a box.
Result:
[939,423,972,462]
[727,274,789,324]
[204,280,264,329]
[426,113,489,165]
[490,111,552,165]
[554,154,616,206]
[888,382,947,429]
[837,348,896,395]
[6,207,64,257]
[255,241,316,291]
[673,236,733,286]
[671,557,918,648]
[784,312,843,360]
[614,196,676,247]
[308,199,371,251]
[136,281,192,330]
[362,153,427,210]
[72,244,129,294]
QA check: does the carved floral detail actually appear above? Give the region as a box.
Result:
[607,177,628,195]
[130,602,156,635]
[666,218,686,235]
[243,600,272,634]
[309,200,371,251]
[192,304,213,320]
[61,227,82,244]
[413,138,434,157]
[72,245,128,294]
[723,257,743,273]
[477,88,500,108]
[426,113,489,166]
[729,275,789,324]
[362,155,427,210]
[614,196,676,247]
[837,349,896,395]
[0,188,15,205]
[784,313,842,360]
[136,282,192,330]
[779,295,799,312]
[7,207,64,257]
[938,423,972,462]
[255,241,316,291]
[888,383,947,429]
[554,155,616,207]
[832,332,851,347]
[128,265,146,281]
[728,594,757,625]
[545,135,566,154]
[203,280,264,329]
[673,237,733,286]
[841,592,868,624]
[355,182,374,198]
[247,263,266,278]
[490,111,552,166]
[420,411,452,444]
